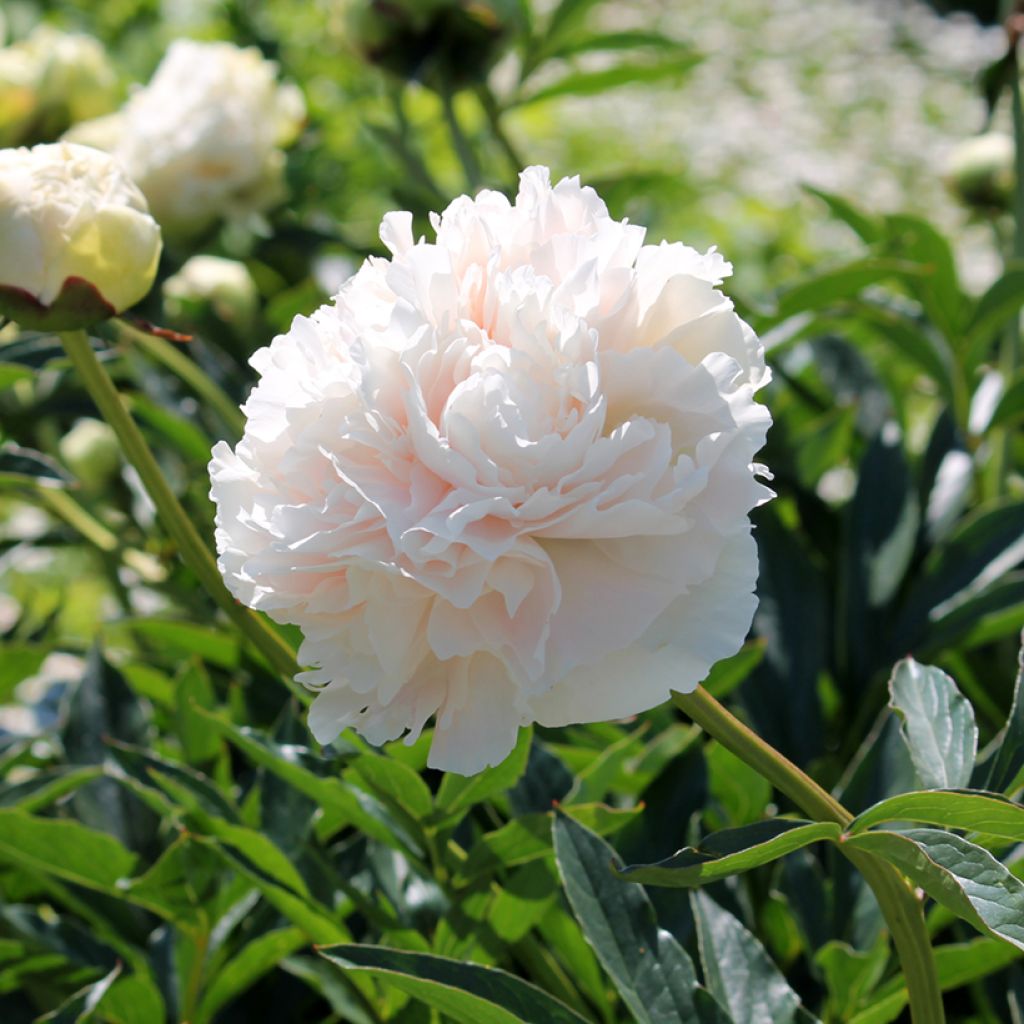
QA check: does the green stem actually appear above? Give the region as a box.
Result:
[440,84,482,190]
[476,83,525,180]
[59,329,304,697]
[112,318,245,440]
[996,34,1024,494]
[672,687,945,1024]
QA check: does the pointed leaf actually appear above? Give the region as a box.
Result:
[987,631,1024,793]
[692,891,815,1024]
[318,945,591,1024]
[849,789,1024,840]
[888,658,977,789]
[553,810,723,1024]
[616,819,841,887]
[0,809,136,891]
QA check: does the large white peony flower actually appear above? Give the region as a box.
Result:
[210,167,773,775]
[69,40,304,238]
[0,142,161,329]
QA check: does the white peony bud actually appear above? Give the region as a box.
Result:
[0,142,162,329]
[69,40,306,239]
[163,255,259,327]
[210,167,774,775]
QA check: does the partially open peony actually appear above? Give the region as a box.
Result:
[210,167,772,775]
[0,142,161,330]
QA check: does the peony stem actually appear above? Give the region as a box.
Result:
[59,329,305,696]
[672,686,945,1024]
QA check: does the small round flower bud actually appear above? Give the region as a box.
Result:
[944,132,1014,212]
[0,142,162,330]
[350,0,522,88]
[163,255,259,329]
[59,417,120,489]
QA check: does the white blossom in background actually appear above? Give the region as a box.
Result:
[0,142,162,329]
[69,40,305,238]
[528,0,1005,290]
[0,24,119,145]
[163,254,259,328]
[210,167,773,775]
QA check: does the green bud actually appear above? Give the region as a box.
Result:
[944,132,1014,212]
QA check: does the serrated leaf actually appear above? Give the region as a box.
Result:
[849,789,1024,839]
[888,658,977,790]
[318,945,591,1024]
[552,810,723,1024]
[616,819,841,888]
[842,828,1024,949]
[692,890,815,1024]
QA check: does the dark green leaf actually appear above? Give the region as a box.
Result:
[318,945,591,1024]
[986,631,1024,792]
[964,264,1024,370]
[842,828,1024,949]
[193,708,418,854]
[616,820,841,888]
[553,810,720,1024]
[897,502,1024,650]
[692,890,815,1024]
[888,658,977,790]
